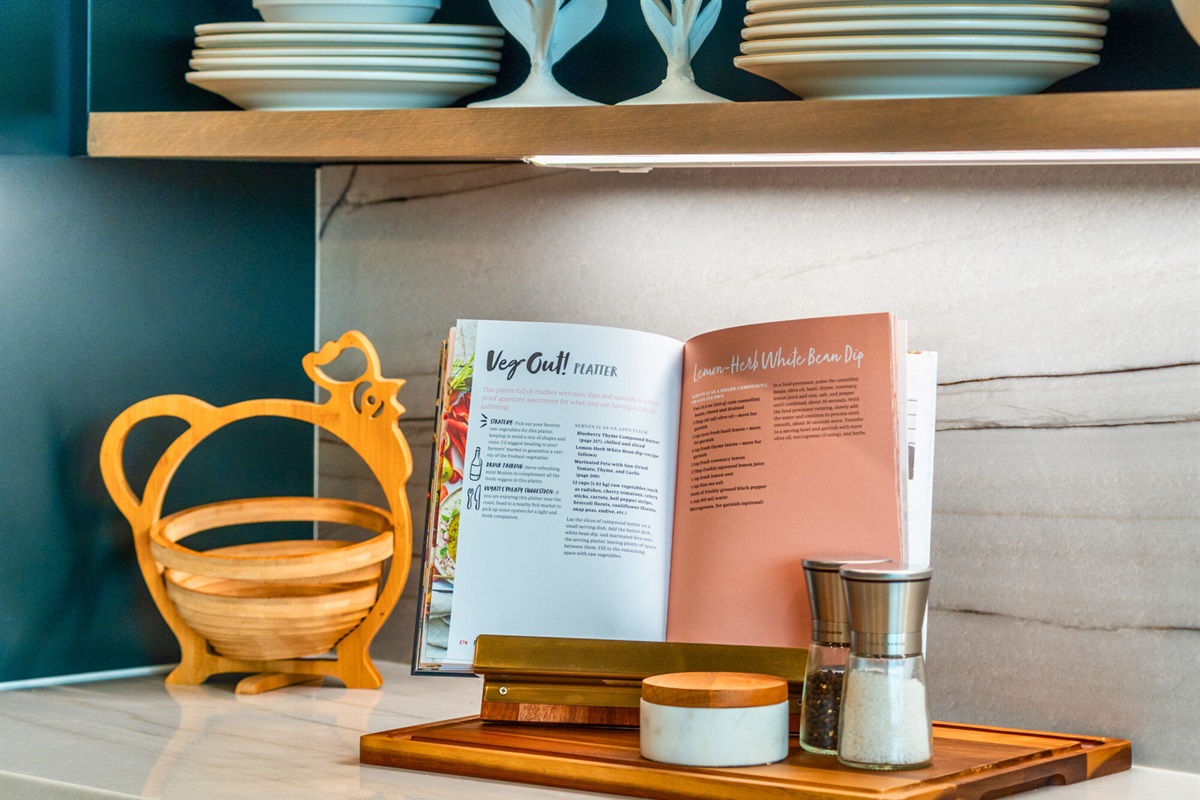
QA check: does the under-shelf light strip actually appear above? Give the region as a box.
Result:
[526,148,1200,171]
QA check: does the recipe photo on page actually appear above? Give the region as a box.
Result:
[420,320,686,671]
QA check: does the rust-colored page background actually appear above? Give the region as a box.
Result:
[666,313,905,648]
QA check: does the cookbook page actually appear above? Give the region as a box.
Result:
[666,313,906,649]
[904,350,938,570]
[428,320,685,670]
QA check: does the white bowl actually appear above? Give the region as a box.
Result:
[191,46,501,60]
[254,0,441,24]
[189,55,501,73]
[746,0,1109,10]
[734,48,1099,99]
[194,21,501,36]
[734,16,1107,37]
[192,22,506,51]
[194,32,505,49]
[185,68,495,110]
[739,32,1103,52]
[744,4,1111,26]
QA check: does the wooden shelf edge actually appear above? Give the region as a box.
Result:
[87,89,1200,164]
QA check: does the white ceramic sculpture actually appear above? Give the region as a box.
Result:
[470,0,607,107]
[620,0,729,105]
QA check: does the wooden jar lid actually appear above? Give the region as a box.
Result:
[641,672,788,709]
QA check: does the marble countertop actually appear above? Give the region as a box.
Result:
[1,662,1196,800]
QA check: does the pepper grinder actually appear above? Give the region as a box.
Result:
[798,554,889,755]
[837,563,933,771]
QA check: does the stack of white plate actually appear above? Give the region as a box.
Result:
[734,0,1109,99]
[187,18,504,110]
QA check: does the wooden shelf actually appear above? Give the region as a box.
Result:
[87,89,1200,164]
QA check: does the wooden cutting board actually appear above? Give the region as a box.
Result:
[360,716,1130,800]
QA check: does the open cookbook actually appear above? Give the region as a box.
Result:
[413,314,937,674]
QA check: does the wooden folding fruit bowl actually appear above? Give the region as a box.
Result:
[156,497,392,661]
[100,331,413,694]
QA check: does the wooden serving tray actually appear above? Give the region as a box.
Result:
[361,716,1130,800]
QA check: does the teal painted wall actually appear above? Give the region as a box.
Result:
[0,1,316,682]
[0,1,86,154]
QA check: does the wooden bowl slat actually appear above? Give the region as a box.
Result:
[150,498,394,581]
[208,636,350,660]
[172,606,370,631]
[164,541,385,584]
[166,586,377,614]
[182,622,366,638]
[206,628,364,642]
[199,542,381,585]
[158,496,392,541]
[164,569,382,598]
[166,579,378,619]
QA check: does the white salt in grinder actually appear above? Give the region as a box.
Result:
[836,564,933,770]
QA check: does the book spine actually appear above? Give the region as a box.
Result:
[411,338,451,673]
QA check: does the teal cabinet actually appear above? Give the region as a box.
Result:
[0,1,316,683]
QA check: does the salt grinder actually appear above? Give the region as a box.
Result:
[798,554,889,755]
[837,564,933,770]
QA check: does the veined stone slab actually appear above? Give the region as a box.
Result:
[939,364,1199,429]
[929,609,1199,772]
[318,163,1199,382]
